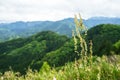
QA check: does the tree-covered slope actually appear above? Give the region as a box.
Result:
[0,31,71,73]
[87,24,120,56]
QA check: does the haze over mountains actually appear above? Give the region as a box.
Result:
[0,17,120,42]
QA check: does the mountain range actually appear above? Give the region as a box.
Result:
[0,17,120,42]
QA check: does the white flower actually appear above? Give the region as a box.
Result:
[53,77,56,80]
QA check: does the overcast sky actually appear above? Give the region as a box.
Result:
[0,0,120,22]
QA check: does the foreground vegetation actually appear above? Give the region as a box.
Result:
[0,55,120,80]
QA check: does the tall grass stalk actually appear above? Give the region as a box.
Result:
[73,14,88,67]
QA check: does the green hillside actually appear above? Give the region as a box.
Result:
[87,24,120,56]
[0,24,120,79]
[0,31,73,73]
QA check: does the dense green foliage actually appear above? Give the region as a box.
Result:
[0,31,73,73]
[87,24,120,56]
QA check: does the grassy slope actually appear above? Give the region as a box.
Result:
[0,55,120,80]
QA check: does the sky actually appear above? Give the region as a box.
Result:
[0,0,120,22]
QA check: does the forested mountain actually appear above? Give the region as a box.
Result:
[87,24,120,56]
[0,19,75,42]
[0,17,120,42]
[0,31,76,73]
[0,24,120,74]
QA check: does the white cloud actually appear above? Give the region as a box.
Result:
[0,0,120,21]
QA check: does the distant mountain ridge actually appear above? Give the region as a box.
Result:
[84,17,120,27]
[0,17,120,42]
